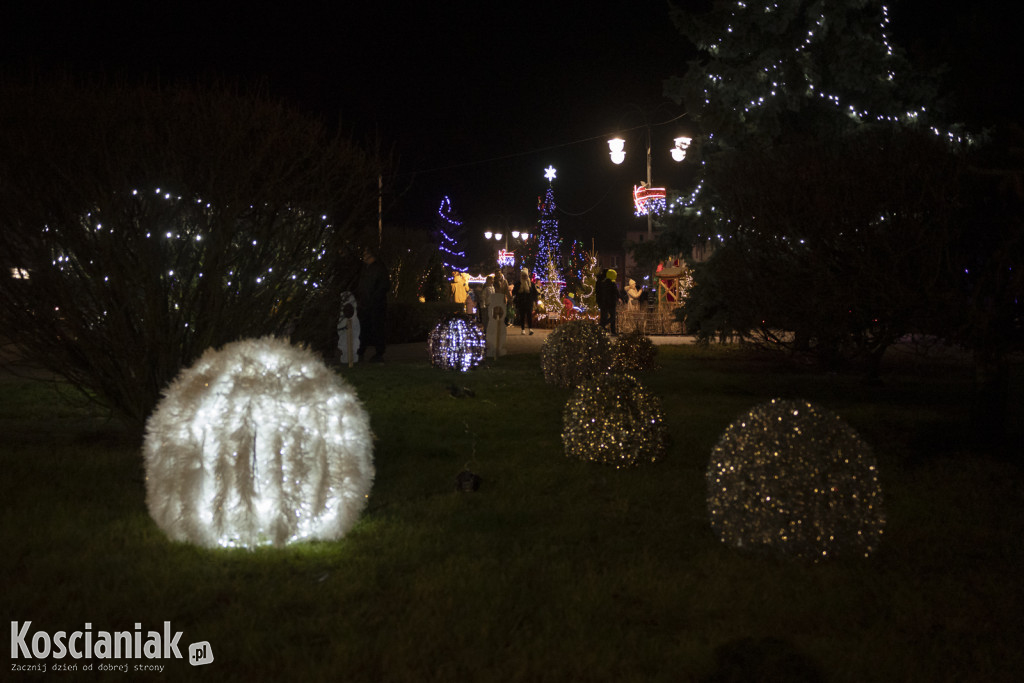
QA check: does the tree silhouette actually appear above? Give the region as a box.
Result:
[0,78,383,432]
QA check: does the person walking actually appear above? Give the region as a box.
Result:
[494,270,513,326]
[479,275,495,328]
[356,246,389,363]
[512,267,538,335]
[597,267,619,336]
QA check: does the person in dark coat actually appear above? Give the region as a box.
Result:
[511,267,538,335]
[597,267,619,335]
[356,246,389,362]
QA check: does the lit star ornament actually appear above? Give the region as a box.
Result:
[143,337,375,548]
[544,165,557,182]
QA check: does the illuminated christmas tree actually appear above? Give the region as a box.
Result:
[534,166,563,283]
[540,256,563,319]
[434,195,467,272]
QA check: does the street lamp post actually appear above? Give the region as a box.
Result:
[607,125,691,302]
[484,228,531,271]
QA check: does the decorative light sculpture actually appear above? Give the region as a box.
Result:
[143,336,375,548]
[609,329,658,374]
[707,398,886,561]
[428,313,486,372]
[497,249,516,267]
[562,373,666,468]
[540,319,612,388]
[608,138,626,164]
[633,184,667,216]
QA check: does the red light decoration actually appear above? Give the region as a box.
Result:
[633,185,667,214]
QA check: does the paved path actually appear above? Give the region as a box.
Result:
[368,327,698,365]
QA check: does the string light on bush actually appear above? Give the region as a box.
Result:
[562,373,667,468]
[143,336,375,548]
[707,398,886,561]
[428,313,486,372]
[540,319,612,388]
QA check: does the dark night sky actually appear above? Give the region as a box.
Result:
[2,1,1019,261]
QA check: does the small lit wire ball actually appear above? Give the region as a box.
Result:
[707,398,885,561]
[609,328,658,374]
[143,336,375,548]
[562,373,667,468]
[428,313,486,371]
[540,319,612,388]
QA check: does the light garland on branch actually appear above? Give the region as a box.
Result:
[143,336,375,549]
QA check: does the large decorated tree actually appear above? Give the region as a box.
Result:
[534,167,563,282]
[662,0,969,377]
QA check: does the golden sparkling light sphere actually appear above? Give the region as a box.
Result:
[562,373,667,468]
[540,319,612,388]
[707,398,885,561]
[428,314,486,372]
[609,328,658,374]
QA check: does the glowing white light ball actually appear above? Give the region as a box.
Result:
[144,336,375,548]
[707,398,885,561]
[428,314,486,372]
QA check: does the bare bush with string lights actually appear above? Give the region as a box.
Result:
[0,78,386,433]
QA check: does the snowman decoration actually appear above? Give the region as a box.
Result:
[337,291,360,366]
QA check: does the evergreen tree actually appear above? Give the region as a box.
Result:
[662,0,969,375]
[666,0,946,151]
[534,185,563,282]
[434,195,467,272]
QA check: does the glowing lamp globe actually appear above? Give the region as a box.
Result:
[143,337,375,548]
[540,319,612,388]
[562,373,667,468]
[670,136,692,162]
[428,314,486,371]
[608,138,626,164]
[707,398,885,561]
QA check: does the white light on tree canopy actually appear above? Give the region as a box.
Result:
[428,314,486,372]
[707,398,885,561]
[143,337,375,549]
[544,165,557,181]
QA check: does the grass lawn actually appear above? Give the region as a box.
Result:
[2,344,1022,682]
